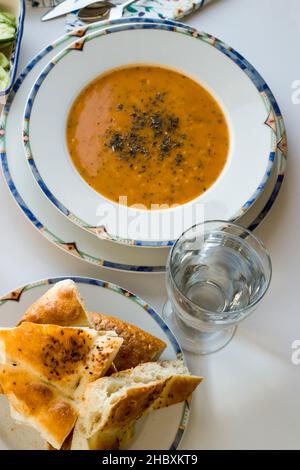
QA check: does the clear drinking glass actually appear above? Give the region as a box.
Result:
[162,221,272,354]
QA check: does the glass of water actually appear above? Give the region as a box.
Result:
[162,221,272,354]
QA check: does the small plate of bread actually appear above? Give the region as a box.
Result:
[0,277,201,450]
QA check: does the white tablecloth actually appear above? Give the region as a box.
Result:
[0,0,299,450]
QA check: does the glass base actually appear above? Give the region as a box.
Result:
[162,300,237,355]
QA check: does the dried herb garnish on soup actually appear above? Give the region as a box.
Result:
[67,66,229,209]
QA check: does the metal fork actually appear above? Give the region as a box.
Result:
[78,0,138,24]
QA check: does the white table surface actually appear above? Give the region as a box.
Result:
[0,0,299,450]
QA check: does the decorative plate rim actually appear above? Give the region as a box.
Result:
[23,19,285,247]
[0,274,188,450]
[0,17,286,272]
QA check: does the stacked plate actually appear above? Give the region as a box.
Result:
[0,17,287,273]
[0,276,188,450]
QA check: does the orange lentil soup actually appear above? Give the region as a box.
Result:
[67,66,229,209]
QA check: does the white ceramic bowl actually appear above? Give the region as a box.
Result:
[23,22,276,246]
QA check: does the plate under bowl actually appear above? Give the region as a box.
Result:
[1,18,286,272]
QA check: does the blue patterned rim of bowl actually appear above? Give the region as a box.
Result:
[0,18,286,271]
[0,275,187,450]
[22,18,287,247]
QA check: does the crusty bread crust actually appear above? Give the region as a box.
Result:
[0,323,123,398]
[89,374,201,434]
[100,383,166,431]
[73,359,202,448]
[90,312,166,371]
[0,322,123,449]
[47,432,74,451]
[152,374,201,410]
[71,424,134,450]
[0,365,77,449]
[18,280,90,327]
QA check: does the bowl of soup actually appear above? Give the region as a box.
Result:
[23,20,273,246]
